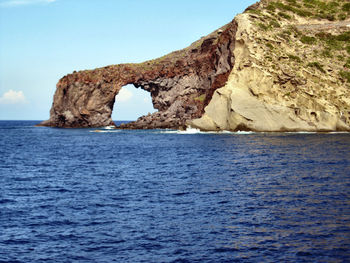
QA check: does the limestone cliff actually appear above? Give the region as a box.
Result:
[40,0,350,131]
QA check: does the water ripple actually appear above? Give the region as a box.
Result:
[0,121,349,262]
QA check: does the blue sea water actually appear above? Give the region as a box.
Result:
[0,120,350,263]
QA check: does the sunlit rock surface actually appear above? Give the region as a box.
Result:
[40,0,350,131]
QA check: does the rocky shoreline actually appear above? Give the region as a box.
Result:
[39,0,350,132]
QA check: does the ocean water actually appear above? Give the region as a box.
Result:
[0,120,350,263]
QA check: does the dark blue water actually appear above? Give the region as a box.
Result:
[1,121,350,263]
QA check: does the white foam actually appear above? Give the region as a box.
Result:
[178,127,203,134]
[89,130,121,133]
[160,127,206,134]
[286,131,317,134]
[234,131,255,134]
[104,126,116,130]
[159,127,255,135]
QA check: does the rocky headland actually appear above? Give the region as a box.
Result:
[39,0,350,132]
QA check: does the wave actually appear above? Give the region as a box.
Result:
[285,131,318,134]
[89,130,121,133]
[159,127,255,135]
[91,126,349,135]
[161,127,203,134]
[159,128,350,135]
[104,126,116,130]
[89,125,120,133]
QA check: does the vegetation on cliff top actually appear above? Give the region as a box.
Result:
[247,0,350,86]
[265,0,350,21]
[80,0,350,86]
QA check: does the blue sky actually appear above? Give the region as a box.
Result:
[0,0,256,120]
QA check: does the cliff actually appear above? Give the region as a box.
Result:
[40,0,350,132]
[190,0,350,132]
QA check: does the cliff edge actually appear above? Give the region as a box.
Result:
[40,0,350,131]
[190,0,350,132]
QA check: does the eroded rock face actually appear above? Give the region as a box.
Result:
[39,20,238,128]
[40,0,350,132]
[190,1,350,132]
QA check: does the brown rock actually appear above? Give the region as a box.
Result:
[39,20,238,129]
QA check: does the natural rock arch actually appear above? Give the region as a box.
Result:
[39,20,238,129]
[112,85,156,122]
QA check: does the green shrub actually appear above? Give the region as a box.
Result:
[345,59,350,69]
[294,8,313,17]
[315,32,329,40]
[279,31,291,40]
[194,94,206,102]
[340,71,350,82]
[288,54,302,62]
[278,12,292,19]
[269,20,281,28]
[338,13,347,20]
[258,22,269,31]
[267,4,276,12]
[316,32,345,51]
[303,3,314,9]
[283,29,292,36]
[274,2,294,12]
[337,55,344,61]
[301,35,316,44]
[343,3,350,12]
[336,32,350,42]
[303,0,318,6]
[303,0,316,4]
[325,14,336,21]
[316,1,330,11]
[273,1,312,16]
[289,26,301,37]
[321,49,331,58]
[266,43,274,50]
[328,1,339,8]
[346,46,350,55]
[307,62,326,73]
[329,40,343,50]
[247,9,262,15]
[266,55,273,62]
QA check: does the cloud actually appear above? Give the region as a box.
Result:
[115,88,133,103]
[0,90,27,104]
[0,0,56,7]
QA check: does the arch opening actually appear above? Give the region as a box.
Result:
[112,84,157,126]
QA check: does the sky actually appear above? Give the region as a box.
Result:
[0,0,257,120]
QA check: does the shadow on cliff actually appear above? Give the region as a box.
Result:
[38,18,238,129]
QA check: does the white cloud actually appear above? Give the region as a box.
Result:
[143,97,150,103]
[115,88,133,103]
[0,90,27,104]
[0,0,56,7]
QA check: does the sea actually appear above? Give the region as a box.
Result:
[0,120,349,263]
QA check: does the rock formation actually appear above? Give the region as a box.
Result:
[40,0,350,132]
[190,0,350,132]
[39,21,237,129]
